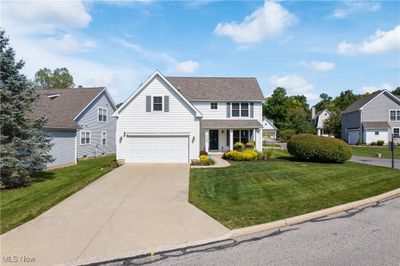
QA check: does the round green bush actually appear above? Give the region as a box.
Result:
[287,134,352,163]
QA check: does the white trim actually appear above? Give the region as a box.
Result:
[97,107,108,122]
[101,131,107,146]
[80,130,91,145]
[389,109,400,121]
[125,132,191,137]
[74,129,77,164]
[74,88,117,120]
[360,90,400,111]
[112,70,202,117]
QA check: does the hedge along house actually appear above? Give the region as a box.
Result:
[113,70,265,163]
[30,87,117,168]
[341,90,400,145]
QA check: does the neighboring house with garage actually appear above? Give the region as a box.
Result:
[262,118,277,140]
[31,87,117,168]
[311,107,331,136]
[113,70,265,163]
[342,90,400,145]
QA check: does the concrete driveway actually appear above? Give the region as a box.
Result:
[1,164,229,265]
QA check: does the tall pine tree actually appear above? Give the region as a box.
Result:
[0,29,53,188]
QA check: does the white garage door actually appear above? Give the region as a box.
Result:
[347,130,360,145]
[365,130,388,144]
[125,136,189,163]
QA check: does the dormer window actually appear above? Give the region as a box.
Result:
[98,107,108,122]
[210,102,218,109]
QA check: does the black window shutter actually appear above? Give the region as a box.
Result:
[164,96,169,112]
[226,129,230,146]
[250,103,254,118]
[146,96,151,112]
[226,102,231,118]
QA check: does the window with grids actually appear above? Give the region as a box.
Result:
[233,130,251,144]
[231,102,249,117]
[394,128,400,139]
[390,110,400,121]
[210,102,218,109]
[98,107,107,122]
[101,131,107,146]
[80,131,91,145]
[153,96,163,111]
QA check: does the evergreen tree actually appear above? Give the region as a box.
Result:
[0,29,53,188]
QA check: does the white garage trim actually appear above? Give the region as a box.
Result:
[125,132,191,137]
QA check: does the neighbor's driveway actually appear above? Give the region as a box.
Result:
[1,164,228,265]
[350,156,400,169]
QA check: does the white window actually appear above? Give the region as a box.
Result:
[153,96,163,111]
[101,131,107,146]
[210,102,218,109]
[98,107,108,122]
[389,110,400,121]
[232,102,249,117]
[233,130,251,143]
[80,131,91,145]
[394,128,400,139]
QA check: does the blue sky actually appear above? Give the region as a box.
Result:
[2,0,399,104]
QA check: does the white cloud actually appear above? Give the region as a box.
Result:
[331,1,380,19]
[41,34,97,54]
[269,75,318,100]
[2,0,91,32]
[300,61,335,71]
[338,25,400,55]
[214,1,296,44]
[361,83,394,94]
[177,60,199,73]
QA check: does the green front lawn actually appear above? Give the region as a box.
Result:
[1,155,116,234]
[351,146,399,159]
[189,161,400,229]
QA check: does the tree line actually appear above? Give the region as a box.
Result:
[264,87,400,140]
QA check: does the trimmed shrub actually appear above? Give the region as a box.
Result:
[278,129,296,142]
[245,141,255,149]
[287,134,352,163]
[199,150,208,156]
[234,142,244,151]
[376,140,384,146]
[370,142,376,146]
[223,149,258,161]
[192,155,215,166]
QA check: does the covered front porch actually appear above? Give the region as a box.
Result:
[200,119,263,152]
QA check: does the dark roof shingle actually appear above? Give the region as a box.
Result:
[362,122,390,129]
[342,91,382,114]
[29,88,104,129]
[166,77,264,101]
[201,119,263,129]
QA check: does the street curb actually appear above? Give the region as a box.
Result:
[78,188,400,265]
[231,188,400,238]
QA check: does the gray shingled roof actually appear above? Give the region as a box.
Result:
[362,122,390,129]
[201,119,263,129]
[29,88,104,129]
[166,77,264,101]
[342,91,382,114]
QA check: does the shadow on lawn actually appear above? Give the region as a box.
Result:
[31,171,56,182]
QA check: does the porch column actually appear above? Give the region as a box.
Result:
[252,129,256,141]
[205,130,209,152]
[229,129,234,150]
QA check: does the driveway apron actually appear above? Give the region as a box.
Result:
[0,164,229,265]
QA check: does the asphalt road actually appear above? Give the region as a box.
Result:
[98,196,400,266]
[350,156,400,169]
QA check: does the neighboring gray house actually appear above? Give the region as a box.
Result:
[342,90,400,145]
[311,107,331,136]
[31,87,117,168]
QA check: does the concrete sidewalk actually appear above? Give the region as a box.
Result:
[0,164,228,266]
[350,156,400,169]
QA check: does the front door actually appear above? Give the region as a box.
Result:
[209,130,219,150]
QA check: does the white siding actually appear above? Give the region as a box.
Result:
[192,101,263,120]
[365,130,388,144]
[116,76,200,161]
[76,91,117,158]
[45,130,76,168]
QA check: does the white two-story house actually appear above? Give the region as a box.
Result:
[113,71,265,163]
